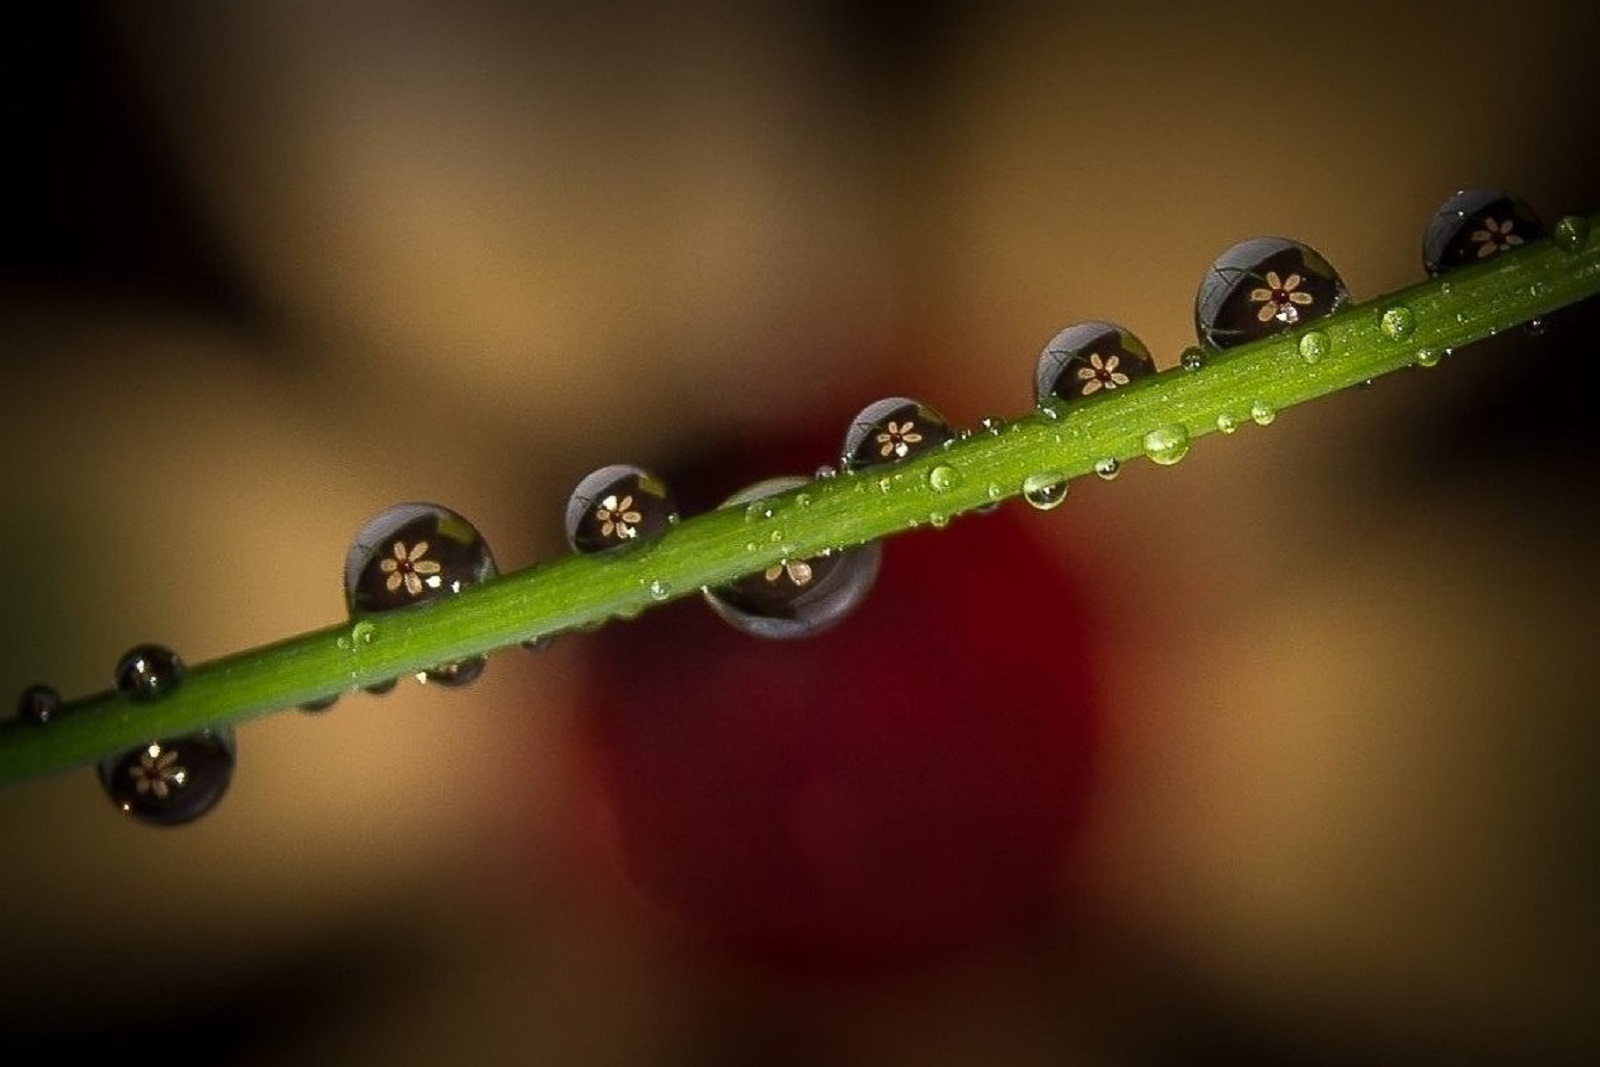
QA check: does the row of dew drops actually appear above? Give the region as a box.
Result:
[11,188,1582,826]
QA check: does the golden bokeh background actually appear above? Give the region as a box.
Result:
[3,1,1597,1062]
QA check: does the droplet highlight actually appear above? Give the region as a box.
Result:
[566,464,678,554]
[99,730,236,826]
[703,477,880,639]
[1195,237,1349,350]
[1034,321,1157,406]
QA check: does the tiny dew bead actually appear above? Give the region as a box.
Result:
[114,643,185,703]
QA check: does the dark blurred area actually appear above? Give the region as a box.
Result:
[3,2,1600,1064]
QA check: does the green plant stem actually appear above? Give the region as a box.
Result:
[3,214,1597,787]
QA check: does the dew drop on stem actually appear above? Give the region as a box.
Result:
[98,730,236,827]
[566,464,678,554]
[1034,321,1157,407]
[1422,188,1544,277]
[1195,237,1349,350]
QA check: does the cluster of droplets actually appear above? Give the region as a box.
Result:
[13,187,1574,826]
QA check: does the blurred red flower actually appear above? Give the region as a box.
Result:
[574,426,1106,976]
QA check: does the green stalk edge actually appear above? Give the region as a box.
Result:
[4,213,1597,787]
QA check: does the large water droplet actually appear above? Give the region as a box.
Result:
[841,397,954,471]
[1379,305,1416,341]
[1195,237,1349,350]
[1021,471,1069,510]
[1093,458,1121,481]
[114,643,185,703]
[1422,188,1544,276]
[1034,321,1157,406]
[703,476,881,639]
[344,503,496,688]
[1553,215,1589,253]
[928,465,959,493]
[98,730,235,826]
[15,683,60,725]
[1298,330,1330,364]
[566,464,678,554]
[1142,425,1191,466]
[1249,400,1277,426]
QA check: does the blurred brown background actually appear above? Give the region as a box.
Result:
[3,1,1598,1063]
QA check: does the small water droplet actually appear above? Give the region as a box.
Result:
[768,528,784,544]
[350,620,376,646]
[985,482,1003,501]
[1525,317,1547,337]
[795,492,812,508]
[1036,399,1063,420]
[1179,346,1206,371]
[841,397,955,471]
[703,483,879,639]
[1093,458,1121,481]
[1195,237,1349,350]
[1021,471,1069,510]
[877,476,893,493]
[344,503,496,688]
[929,512,950,528]
[16,684,60,725]
[1035,322,1156,406]
[814,464,838,480]
[114,644,185,703]
[1553,215,1589,253]
[299,694,340,714]
[566,464,677,553]
[1249,400,1277,426]
[1142,425,1191,466]
[978,415,1006,436]
[1379,305,1416,341]
[648,579,671,602]
[1298,330,1330,364]
[745,499,774,521]
[1414,348,1442,368]
[1216,412,1239,434]
[928,465,959,492]
[521,634,555,654]
[99,730,236,826]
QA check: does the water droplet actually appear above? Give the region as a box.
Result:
[1216,413,1239,434]
[416,657,486,688]
[768,528,785,544]
[795,492,813,508]
[1553,215,1589,253]
[1034,321,1157,406]
[566,464,678,553]
[99,730,235,826]
[299,694,340,714]
[1249,400,1277,426]
[977,415,1006,436]
[1422,188,1545,276]
[520,634,555,654]
[841,397,955,471]
[1093,458,1121,481]
[745,499,775,521]
[1298,330,1330,364]
[1525,317,1547,337]
[1021,471,1069,510]
[986,482,1003,501]
[350,620,376,646]
[928,512,950,528]
[1379,305,1416,341]
[703,477,880,639]
[114,643,185,703]
[1037,399,1063,420]
[1179,346,1206,372]
[344,503,496,688]
[648,579,672,602]
[15,684,59,725]
[1414,348,1442,368]
[928,465,959,493]
[877,476,893,494]
[1142,425,1191,466]
[814,464,838,480]
[1195,237,1349,350]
